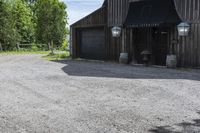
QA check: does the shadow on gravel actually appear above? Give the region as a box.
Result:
[149,112,200,133]
[53,60,200,81]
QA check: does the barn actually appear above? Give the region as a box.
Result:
[70,0,200,68]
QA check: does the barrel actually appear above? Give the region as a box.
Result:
[119,53,128,64]
[166,55,177,68]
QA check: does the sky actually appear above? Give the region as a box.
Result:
[61,0,104,25]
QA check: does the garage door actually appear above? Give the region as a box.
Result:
[80,28,105,60]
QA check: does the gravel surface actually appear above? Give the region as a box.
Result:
[0,54,200,133]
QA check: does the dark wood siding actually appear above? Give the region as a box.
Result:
[107,0,200,26]
[107,0,129,27]
[104,28,133,62]
[71,7,107,59]
[105,27,122,61]
[169,24,200,67]
[71,7,107,28]
[71,0,200,68]
[174,0,200,23]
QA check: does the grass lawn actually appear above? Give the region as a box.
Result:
[0,50,70,61]
[42,51,70,61]
[0,51,50,55]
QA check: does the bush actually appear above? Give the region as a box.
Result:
[31,45,40,51]
[60,39,68,51]
[30,43,48,51]
[59,53,67,58]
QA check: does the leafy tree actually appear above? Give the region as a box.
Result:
[35,0,68,53]
[0,0,68,51]
[23,0,37,14]
[24,0,37,4]
[0,0,19,50]
[12,0,35,43]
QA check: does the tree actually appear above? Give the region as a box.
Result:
[24,0,37,4]
[0,0,19,50]
[12,0,35,44]
[0,0,68,51]
[35,0,68,53]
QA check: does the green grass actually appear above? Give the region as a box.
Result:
[0,50,50,55]
[0,50,71,61]
[42,51,70,61]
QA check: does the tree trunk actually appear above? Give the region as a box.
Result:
[48,42,51,51]
[49,41,54,55]
[16,43,20,50]
[0,42,2,51]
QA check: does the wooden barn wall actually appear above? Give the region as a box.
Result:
[104,28,132,62]
[169,24,200,68]
[107,0,129,27]
[107,0,200,26]
[71,7,106,28]
[71,0,200,68]
[121,25,200,68]
[105,27,122,61]
[174,0,200,23]
[71,28,77,58]
[72,27,124,62]
[71,7,107,58]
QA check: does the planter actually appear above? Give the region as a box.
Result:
[166,55,177,68]
[119,53,128,64]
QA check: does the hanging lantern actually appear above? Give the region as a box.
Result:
[111,26,122,37]
[177,22,190,36]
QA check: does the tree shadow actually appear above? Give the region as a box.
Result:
[149,112,200,133]
[53,60,200,81]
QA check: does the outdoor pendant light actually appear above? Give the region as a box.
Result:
[177,22,190,36]
[112,26,122,37]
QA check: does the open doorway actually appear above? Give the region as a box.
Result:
[132,27,169,66]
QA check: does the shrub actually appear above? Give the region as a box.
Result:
[60,39,68,51]
[59,53,67,58]
[31,45,40,51]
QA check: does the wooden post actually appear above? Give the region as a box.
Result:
[130,28,137,64]
[121,28,126,53]
[119,28,128,64]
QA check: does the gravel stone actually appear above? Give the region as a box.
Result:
[0,54,200,133]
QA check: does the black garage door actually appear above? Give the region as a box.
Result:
[80,28,105,60]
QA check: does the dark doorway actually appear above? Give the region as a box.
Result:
[79,28,105,60]
[152,28,168,66]
[133,28,150,64]
[132,27,168,66]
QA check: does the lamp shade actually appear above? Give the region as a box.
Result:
[177,22,190,36]
[111,26,122,37]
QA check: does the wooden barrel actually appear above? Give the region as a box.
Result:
[166,55,177,68]
[119,53,128,64]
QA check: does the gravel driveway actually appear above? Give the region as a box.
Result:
[0,54,200,133]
